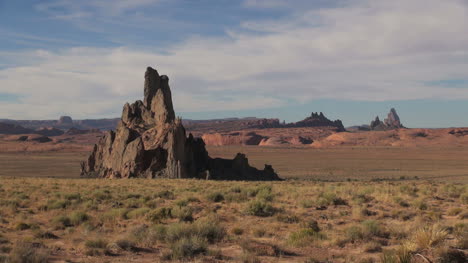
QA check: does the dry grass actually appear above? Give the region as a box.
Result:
[0,177,466,262]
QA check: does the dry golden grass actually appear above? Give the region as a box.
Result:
[0,177,466,262]
[0,146,467,261]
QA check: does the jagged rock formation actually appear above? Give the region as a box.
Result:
[384,108,402,128]
[81,67,280,181]
[286,112,345,132]
[370,108,405,131]
[370,116,385,130]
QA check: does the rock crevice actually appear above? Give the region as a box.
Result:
[81,67,280,181]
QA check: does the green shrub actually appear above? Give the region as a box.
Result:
[224,193,249,203]
[240,252,261,263]
[252,228,266,238]
[206,192,224,202]
[14,222,31,231]
[115,239,136,251]
[229,186,242,193]
[33,230,58,239]
[352,194,373,204]
[165,220,225,244]
[448,208,462,216]
[47,199,70,210]
[461,193,468,204]
[147,207,172,223]
[256,186,274,202]
[126,193,142,199]
[361,220,388,238]
[345,225,364,242]
[276,214,300,224]
[300,200,314,208]
[102,208,129,222]
[380,247,412,263]
[52,216,72,229]
[302,220,320,232]
[317,192,347,206]
[69,211,89,226]
[173,207,194,222]
[170,237,207,259]
[394,197,410,207]
[64,193,81,201]
[245,201,277,217]
[93,190,112,201]
[232,227,244,235]
[175,199,189,207]
[127,225,164,246]
[9,241,49,263]
[287,229,326,247]
[85,239,108,249]
[155,190,175,200]
[127,208,150,219]
[413,199,428,210]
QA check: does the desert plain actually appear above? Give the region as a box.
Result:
[0,136,466,262]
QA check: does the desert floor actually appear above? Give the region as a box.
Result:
[0,146,466,262]
[1,146,468,182]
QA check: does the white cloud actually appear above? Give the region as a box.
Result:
[36,0,162,17]
[2,0,468,119]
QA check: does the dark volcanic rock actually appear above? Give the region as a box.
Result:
[81,67,280,181]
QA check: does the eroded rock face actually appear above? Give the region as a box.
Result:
[81,67,280,181]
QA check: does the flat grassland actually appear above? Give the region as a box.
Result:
[0,146,467,262]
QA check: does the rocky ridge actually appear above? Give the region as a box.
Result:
[285,112,345,131]
[80,67,280,180]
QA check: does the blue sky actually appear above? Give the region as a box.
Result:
[1,0,468,127]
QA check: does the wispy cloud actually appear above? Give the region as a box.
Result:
[2,0,468,119]
[36,0,163,17]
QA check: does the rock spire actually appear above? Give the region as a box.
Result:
[81,67,280,180]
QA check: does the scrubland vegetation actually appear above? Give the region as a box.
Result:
[0,177,466,262]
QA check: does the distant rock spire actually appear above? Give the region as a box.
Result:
[370,108,404,130]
